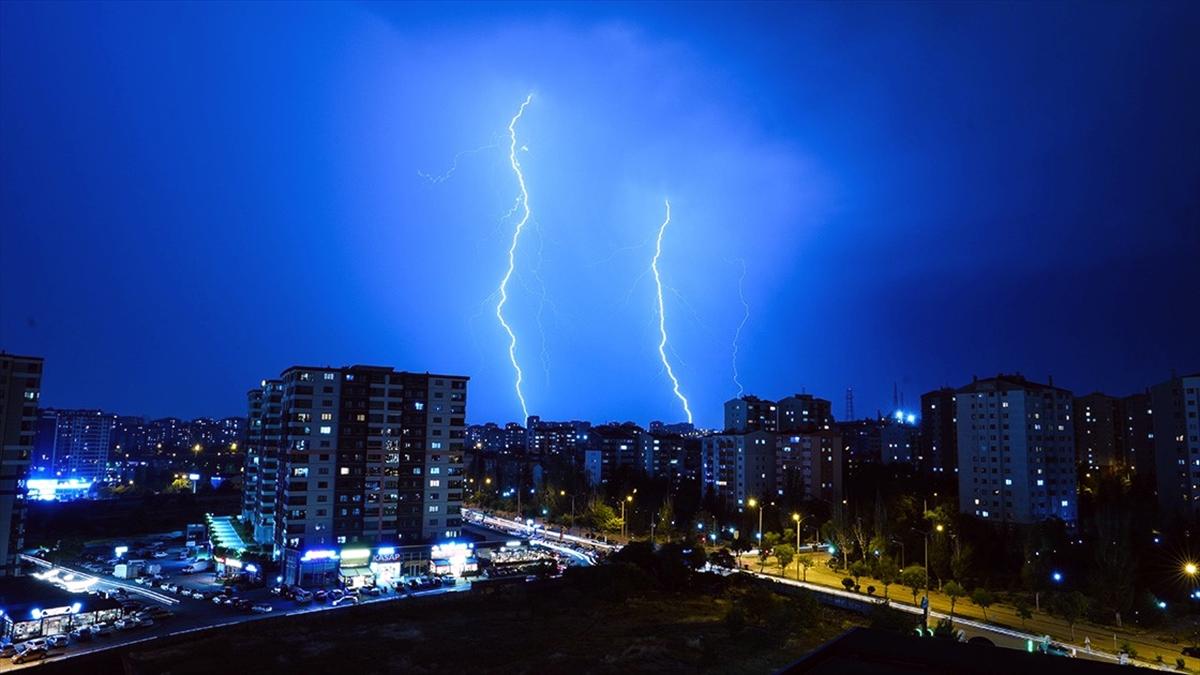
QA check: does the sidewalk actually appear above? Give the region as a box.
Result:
[745,552,1192,671]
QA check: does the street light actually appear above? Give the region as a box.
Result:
[747,498,763,543]
[621,495,633,540]
[1186,562,1198,577]
[792,513,803,581]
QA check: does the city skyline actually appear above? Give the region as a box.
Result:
[3,2,1198,427]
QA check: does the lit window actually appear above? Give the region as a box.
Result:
[321,413,332,421]
[340,467,349,475]
[319,426,332,435]
[429,479,440,487]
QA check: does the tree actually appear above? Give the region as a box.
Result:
[878,556,899,599]
[774,544,796,578]
[1051,591,1090,641]
[849,561,868,587]
[901,565,928,606]
[971,587,996,622]
[950,543,974,585]
[1015,599,1033,630]
[759,532,781,572]
[655,499,675,543]
[799,555,814,582]
[943,581,966,624]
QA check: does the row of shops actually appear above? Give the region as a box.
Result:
[280,541,486,588]
[0,577,123,642]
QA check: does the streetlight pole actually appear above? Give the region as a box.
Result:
[792,513,802,581]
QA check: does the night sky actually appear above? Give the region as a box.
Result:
[2,2,1197,427]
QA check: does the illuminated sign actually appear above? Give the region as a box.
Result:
[219,557,243,569]
[376,547,395,556]
[114,546,129,558]
[188,473,201,481]
[340,548,371,560]
[300,549,339,562]
[34,605,76,620]
[430,542,473,559]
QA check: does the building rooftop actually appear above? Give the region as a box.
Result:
[957,373,1071,395]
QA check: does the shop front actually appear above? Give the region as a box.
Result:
[0,578,122,642]
[429,542,478,577]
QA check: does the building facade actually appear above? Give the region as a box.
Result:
[776,394,833,433]
[956,374,1077,526]
[242,365,468,586]
[1073,393,1121,472]
[1150,374,1200,518]
[700,431,776,509]
[777,430,843,504]
[0,353,43,576]
[919,388,958,474]
[724,396,777,433]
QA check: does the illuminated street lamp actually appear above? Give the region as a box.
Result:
[621,495,633,540]
[1185,562,1198,577]
[792,513,803,580]
[747,498,763,542]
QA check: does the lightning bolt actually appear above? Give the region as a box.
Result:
[496,94,533,421]
[732,258,750,398]
[652,199,693,424]
[417,142,497,185]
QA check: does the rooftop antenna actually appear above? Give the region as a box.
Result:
[845,387,855,421]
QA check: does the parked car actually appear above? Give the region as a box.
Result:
[152,551,168,559]
[114,618,135,630]
[91,624,114,637]
[251,602,274,614]
[69,627,93,642]
[292,588,312,604]
[47,635,69,648]
[329,589,345,601]
[0,644,17,658]
[360,586,381,596]
[314,589,328,602]
[12,647,50,664]
[332,594,359,607]
[136,617,154,628]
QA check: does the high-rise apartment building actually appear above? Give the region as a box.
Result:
[525,416,591,459]
[776,394,833,433]
[0,353,43,576]
[919,388,958,474]
[243,380,282,546]
[32,409,115,482]
[956,374,1077,526]
[777,430,842,504]
[1073,393,1121,472]
[700,431,776,509]
[724,396,778,433]
[1150,374,1200,518]
[1118,392,1155,476]
[243,365,467,585]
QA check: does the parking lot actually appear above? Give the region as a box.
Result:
[2,534,475,671]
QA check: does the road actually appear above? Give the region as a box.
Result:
[464,513,1177,671]
[3,553,468,671]
[748,551,1183,671]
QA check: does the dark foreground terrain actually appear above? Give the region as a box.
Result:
[41,545,865,674]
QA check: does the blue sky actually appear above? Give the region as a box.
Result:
[2,1,1197,426]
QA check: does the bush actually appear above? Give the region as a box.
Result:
[723,605,747,636]
[842,577,855,591]
[867,585,876,596]
[869,604,920,634]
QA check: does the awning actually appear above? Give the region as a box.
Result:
[338,566,374,578]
